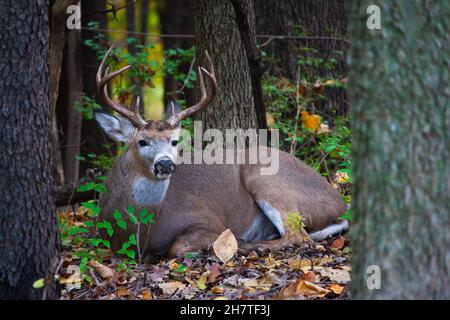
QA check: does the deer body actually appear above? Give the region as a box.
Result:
[99,146,347,257]
[95,46,348,258]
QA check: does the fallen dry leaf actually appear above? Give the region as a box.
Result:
[207,263,221,284]
[197,273,208,290]
[331,237,346,250]
[315,266,351,284]
[139,290,153,300]
[212,229,238,264]
[88,260,116,279]
[158,281,186,296]
[117,286,130,297]
[301,271,317,283]
[329,284,344,295]
[278,279,330,299]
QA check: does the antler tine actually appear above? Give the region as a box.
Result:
[168,50,217,127]
[96,45,146,128]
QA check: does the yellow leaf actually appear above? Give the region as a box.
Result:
[197,273,208,290]
[33,278,45,289]
[211,286,224,294]
[301,111,321,132]
[117,286,130,297]
[329,284,344,295]
[212,229,238,264]
[335,171,350,183]
[278,279,330,299]
[266,113,275,129]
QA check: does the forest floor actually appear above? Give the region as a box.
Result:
[58,206,351,300]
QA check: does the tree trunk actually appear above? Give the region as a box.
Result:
[349,1,450,299]
[0,0,60,300]
[254,0,349,117]
[64,30,83,183]
[49,0,80,186]
[194,0,258,131]
[80,0,111,178]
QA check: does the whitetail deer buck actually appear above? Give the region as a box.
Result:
[95,46,348,258]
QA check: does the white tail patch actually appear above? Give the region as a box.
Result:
[309,220,349,241]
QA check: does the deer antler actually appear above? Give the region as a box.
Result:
[167,51,217,127]
[96,45,147,128]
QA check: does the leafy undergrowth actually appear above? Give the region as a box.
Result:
[59,207,351,300]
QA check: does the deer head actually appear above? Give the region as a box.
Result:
[95,46,217,180]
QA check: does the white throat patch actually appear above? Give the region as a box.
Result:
[132,177,170,206]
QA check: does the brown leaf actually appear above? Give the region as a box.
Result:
[158,281,186,296]
[138,290,153,300]
[301,271,317,283]
[207,263,221,284]
[331,237,346,249]
[278,279,330,299]
[212,229,238,264]
[88,260,116,279]
[117,286,130,297]
[329,284,344,295]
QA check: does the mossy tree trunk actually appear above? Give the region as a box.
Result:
[349,1,450,299]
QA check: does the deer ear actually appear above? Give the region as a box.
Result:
[165,101,181,119]
[95,112,135,143]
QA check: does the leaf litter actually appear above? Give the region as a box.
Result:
[59,206,351,300]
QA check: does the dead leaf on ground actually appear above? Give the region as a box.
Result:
[212,229,238,264]
[138,290,153,300]
[315,266,351,284]
[301,271,317,283]
[207,263,221,284]
[329,284,344,295]
[158,281,186,296]
[117,286,130,297]
[278,279,330,299]
[197,273,208,290]
[88,260,116,279]
[331,237,346,250]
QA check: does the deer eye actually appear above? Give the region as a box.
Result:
[138,139,148,147]
[171,140,178,147]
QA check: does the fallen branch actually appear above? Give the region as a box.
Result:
[54,182,95,207]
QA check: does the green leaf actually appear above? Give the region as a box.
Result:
[113,209,122,221]
[33,278,45,289]
[81,201,101,216]
[117,220,127,230]
[77,182,96,192]
[102,240,111,248]
[126,249,136,259]
[129,234,137,245]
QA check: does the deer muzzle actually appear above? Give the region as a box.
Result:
[154,159,176,177]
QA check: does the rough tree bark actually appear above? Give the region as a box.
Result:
[194,0,259,131]
[350,1,450,299]
[0,0,60,299]
[229,0,267,129]
[254,0,349,117]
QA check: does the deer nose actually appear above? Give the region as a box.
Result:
[154,159,176,175]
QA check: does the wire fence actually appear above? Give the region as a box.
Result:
[80,27,351,46]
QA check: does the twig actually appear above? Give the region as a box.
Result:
[166,57,196,98]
